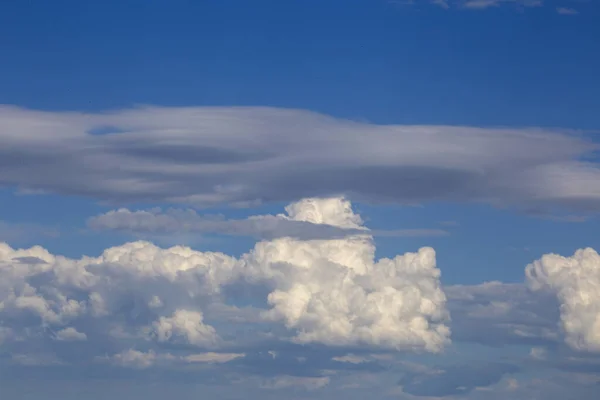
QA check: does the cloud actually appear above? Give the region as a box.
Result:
[105,349,159,369]
[0,197,450,373]
[54,327,87,341]
[462,0,542,9]
[183,352,245,363]
[446,281,560,347]
[526,247,600,352]
[260,375,330,391]
[88,203,448,241]
[151,310,218,348]
[398,362,519,397]
[1,106,599,215]
[556,7,579,15]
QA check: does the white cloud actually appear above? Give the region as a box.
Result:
[55,327,87,341]
[105,349,159,369]
[557,7,579,15]
[529,347,548,360]
[0,197,450,369]
[184,352,245,363]
[526,247,600,352]
[446,281,560,346]
[1,105,598,215]
[261,375,330,390]
[151,310,218,348]
[462,0,542,9]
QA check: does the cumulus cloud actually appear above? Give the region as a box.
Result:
[184,352,245,363]
[55,327,87,341]
[0,197,450,370]
[1,106,599,215]
[526,247,600,352]
[106,349,159,369]
[150,310,218,348]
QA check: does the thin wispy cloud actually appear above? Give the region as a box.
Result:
[557,6,579,14]
[88,203,448,240]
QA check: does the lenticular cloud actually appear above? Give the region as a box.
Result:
[526,247,600,352]
[0,197,450,362]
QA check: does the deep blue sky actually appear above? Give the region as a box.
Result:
[1,0,599,128]
[1,0,599,285]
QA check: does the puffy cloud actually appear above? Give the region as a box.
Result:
[1,105,599,214]
[257,242,449,352]
[0,197,450,368]
[151,310,218,348]
[55,327,87,341]
[107,349,159,369]
[526,247,600,352]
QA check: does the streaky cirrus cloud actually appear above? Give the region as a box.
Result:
[461,0,542,9]
[1,105,599,215]
[526,247,600,352]
[0,220,59,244]
[556,6,579,15]
[0,197,450,371]
[423,0,582,12]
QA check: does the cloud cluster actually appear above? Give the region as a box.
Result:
[0,197,450,369]
[526,247,600,352]
[1,105,599,215]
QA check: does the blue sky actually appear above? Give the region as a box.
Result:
[1,1,600,399]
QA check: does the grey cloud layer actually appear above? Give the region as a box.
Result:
[0,198,451,373]
[1,105,599,213]
[88,206,448,240]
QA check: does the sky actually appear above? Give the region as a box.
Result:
[1,0,600,399]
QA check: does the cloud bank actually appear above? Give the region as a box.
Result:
[526,248,600,352]
[0,197,450,371]
[1,105,599,215]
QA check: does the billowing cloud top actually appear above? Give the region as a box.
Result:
[0,197,450,368]
[1,105,599,213]
[526,248,600,352]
